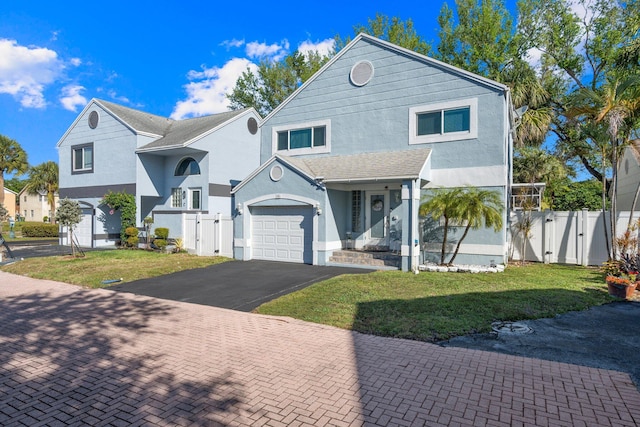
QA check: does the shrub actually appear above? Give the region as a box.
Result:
[124,226,139,248]
[21,223,59,237]
[43,216,49,223]
[154,239,168,251]
[154,227,169,240]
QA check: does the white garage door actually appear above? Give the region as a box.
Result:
[75,209,93,247]
[251,206,312,264]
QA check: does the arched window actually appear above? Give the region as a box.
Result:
[175,157,200,176]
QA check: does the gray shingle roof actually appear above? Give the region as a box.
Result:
[281,148,432,182]
[138,109,249,150]
[96,99,250,151]
[98,100,172,136]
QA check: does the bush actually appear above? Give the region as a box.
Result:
[153,239,168,251]
[21,223,59,238]
[154,227,169,240]
[124,226,139,248]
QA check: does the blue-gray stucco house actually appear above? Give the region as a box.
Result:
[57,99,261,248]
[232,34,515,271]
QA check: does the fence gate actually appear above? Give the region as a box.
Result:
[183,213,233,257]
[510,209,638,266]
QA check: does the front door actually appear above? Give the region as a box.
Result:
[366,192,389,247]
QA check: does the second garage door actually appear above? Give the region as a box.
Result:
[251,206,312,264]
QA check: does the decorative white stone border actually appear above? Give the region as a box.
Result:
[418,264,505,273]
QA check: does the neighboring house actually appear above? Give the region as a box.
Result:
[57,98,261,248]
[232,34,515,271]
[2,187,17,219]
[617,139,640,211]
[18,188,59,222]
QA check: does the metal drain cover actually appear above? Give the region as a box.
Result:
[491,321,533,334]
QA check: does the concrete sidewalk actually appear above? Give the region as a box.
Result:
[1,271,639,426]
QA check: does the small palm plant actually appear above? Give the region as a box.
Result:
[420,187,503,265]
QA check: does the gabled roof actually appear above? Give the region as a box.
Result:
[56,98,257,151]
[285,148,432,182]
[136,109,251,152]
[232,148,431,194]
[98,100,172,136]
[3,187,17,195]
[261,33,509,125]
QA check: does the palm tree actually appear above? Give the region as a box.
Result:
[568,75,640,259]
[24,161,59,221]
[448,188,504,265]
[0,134,28,207]
[419,187,503,265]
[419,187,464,265]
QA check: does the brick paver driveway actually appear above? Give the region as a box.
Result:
[1,271,639,426]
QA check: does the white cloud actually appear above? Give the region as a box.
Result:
[60,84,87,111]
[298,38,335,57]
[246,40,290,61]
[107,90,131,104]
[0,38,63,108]
[171,57,257,120]
[70,57,82,66]
[221,38,245,49]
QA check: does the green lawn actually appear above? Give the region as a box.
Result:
[255,263,611,342]
[0,250,230,288]
[1,252,613,342]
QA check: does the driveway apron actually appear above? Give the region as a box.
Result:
[109,260,370,312]
[1,271,639,426]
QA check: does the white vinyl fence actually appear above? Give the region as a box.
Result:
[510,209,640,266]
[184,213,233,257]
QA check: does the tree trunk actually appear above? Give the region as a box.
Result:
[0,173,4,207]
[601,148,612,260]
[447,224,471,265]
[626,175,640,232]
[440,217,450,265]
[611,137,619,260]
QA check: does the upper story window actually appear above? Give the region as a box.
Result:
[272,119,331,155]
[72,143,94,174]
[409,98,478,145]
[175,157,200,176]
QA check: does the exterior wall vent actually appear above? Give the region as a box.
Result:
[88,111,99,129]
[270,165,284,182]
[247,117,258,135]
[350,60,374,87]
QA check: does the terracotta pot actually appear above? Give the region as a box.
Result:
[606,280,637,299]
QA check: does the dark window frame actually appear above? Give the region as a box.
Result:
[71,143,94,175]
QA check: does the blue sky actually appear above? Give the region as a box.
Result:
[1,1,521,178]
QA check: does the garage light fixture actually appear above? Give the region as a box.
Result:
[315,203,322,215]
[236,203,243,215]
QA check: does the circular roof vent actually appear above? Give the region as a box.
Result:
[350,60,374,86]
[270,165,284,182]
[247,117,258,135]
[88,111,99,129]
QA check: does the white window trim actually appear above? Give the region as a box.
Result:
[272,119,331,156]
[72,143,94,173]
[189,188,202,210]
[409,98,478,145]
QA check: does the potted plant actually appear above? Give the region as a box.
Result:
[602,256,638,300]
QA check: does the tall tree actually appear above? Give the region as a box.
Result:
[513,146,569,207]
[24,161,59,221]
[227,50,330,117]
[335,14,431,55]
[0,134,28,207]
[568,75,640,259]
[435,0,554,147]
[520,0,640,182]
